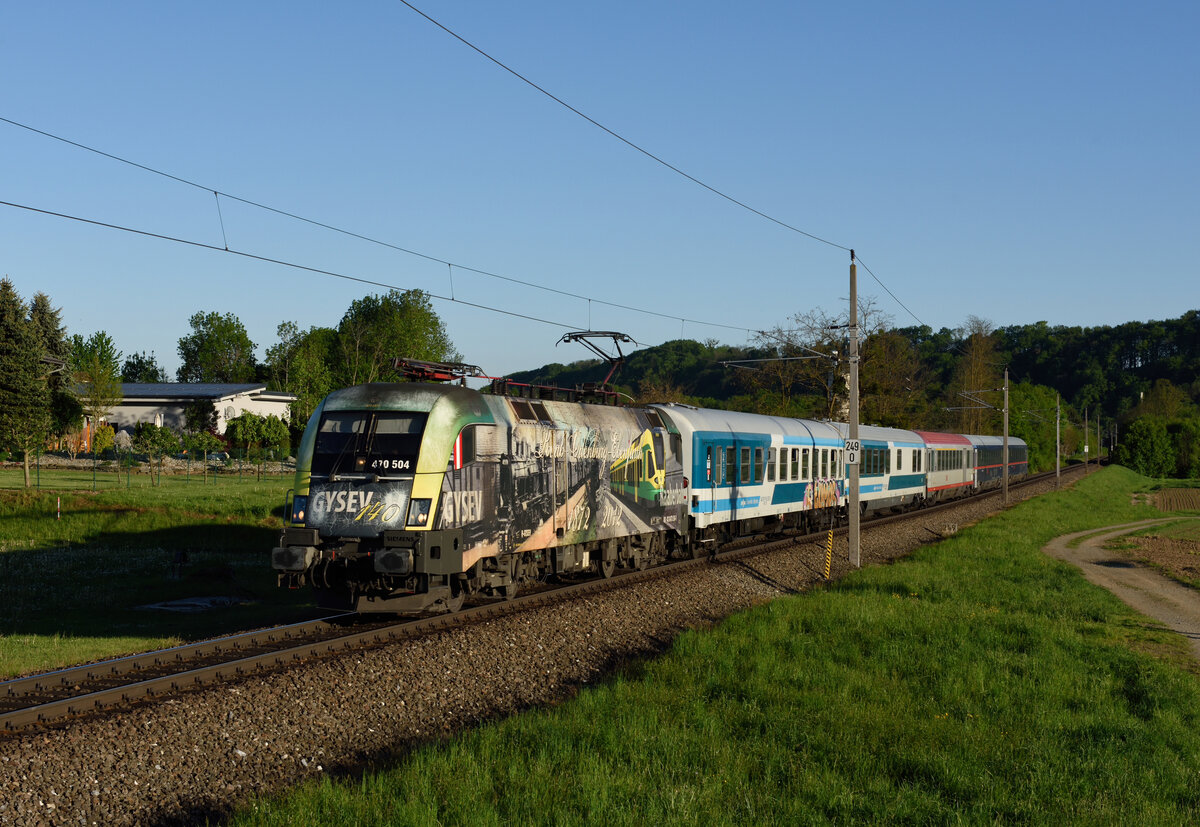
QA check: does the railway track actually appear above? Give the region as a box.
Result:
[1,465,1080,734]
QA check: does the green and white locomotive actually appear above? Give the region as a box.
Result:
[272,380,688,613]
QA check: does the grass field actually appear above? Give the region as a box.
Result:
[228,467,1200,825]
[0,469,319,678]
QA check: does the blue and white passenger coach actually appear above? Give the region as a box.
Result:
[652,404,846,538]
[833,423,927,515]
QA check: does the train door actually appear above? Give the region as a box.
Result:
[551,429,567,540]
[727,440,738,523]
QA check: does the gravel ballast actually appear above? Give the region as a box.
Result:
[0,475,1073,825]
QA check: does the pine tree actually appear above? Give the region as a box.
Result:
[29,291,82,445]
[0,279,51,487]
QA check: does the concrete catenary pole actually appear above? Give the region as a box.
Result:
[1002,367,1010,506]
[849,251,860,568]
[1055,393,1061,487]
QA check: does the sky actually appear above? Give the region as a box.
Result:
[2,1,1197,382]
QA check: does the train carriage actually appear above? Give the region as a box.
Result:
[915,430,973,502]
[833,424,927,514]
[651,404,845,537]
[965,434,1029,489]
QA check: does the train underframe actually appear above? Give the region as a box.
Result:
[274,500,859,614]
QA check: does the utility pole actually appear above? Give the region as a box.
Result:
[1084,408,1089,473]
[1055,394,1061,487]
[848,251,861,568]
[1002,368,1009,505]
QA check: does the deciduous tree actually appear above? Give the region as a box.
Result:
[122,351,169,383]
[72,331,124,448]
[265,322,335,426]
[949,316,1002,435]
[177,311,257,383]
[335,290,457,386]
[1119,417,1173,477]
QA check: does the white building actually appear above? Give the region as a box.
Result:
[103,383,297,435]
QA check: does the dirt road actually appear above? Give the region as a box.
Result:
[1043,519,1200,660]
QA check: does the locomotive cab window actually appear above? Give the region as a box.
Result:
[312,411,427,477]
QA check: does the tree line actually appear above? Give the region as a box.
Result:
[5,270,1197,483]
[511,306,1200,477]
[0,279,457,488]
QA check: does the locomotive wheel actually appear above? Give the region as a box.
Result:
[598,558,616,578]
[444,590,465,613]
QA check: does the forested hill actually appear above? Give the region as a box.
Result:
[505,339,767,409]
[507,311,1200,428]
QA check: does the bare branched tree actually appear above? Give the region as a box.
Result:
[950,315,1002,434]
[748,298,894,420]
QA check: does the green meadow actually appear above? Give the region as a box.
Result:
[0,469,317,678]
[230,467,1200,825]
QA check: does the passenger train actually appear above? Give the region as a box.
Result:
[273,381,1028,613]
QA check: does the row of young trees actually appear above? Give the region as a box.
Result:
[150,288,458,428]
[0,278,458,487]
[122,412,290,484]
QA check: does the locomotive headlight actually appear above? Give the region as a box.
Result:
[291,495,308,525]
[407,498,431,527]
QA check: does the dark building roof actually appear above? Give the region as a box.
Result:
[119,383,294,401]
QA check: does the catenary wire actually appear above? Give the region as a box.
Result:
[394,2,946,335]
[396,0,851,254]
[0,116,754,335]
[0,198,756,343]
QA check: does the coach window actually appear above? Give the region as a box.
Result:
[754,447,764,482]
[832,452,840,479]
[767,448,776,482]
[725,447,735,485]
[740,446,751,483]
[896,449,902,471]
[779,449,788,481]
[799,448,807,480]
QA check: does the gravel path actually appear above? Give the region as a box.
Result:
[0,475,1071,826]
[1043,518,1200,660]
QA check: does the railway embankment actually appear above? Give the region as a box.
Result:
[6,467,1200,824]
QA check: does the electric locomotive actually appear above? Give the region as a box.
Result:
[273,381,689,613]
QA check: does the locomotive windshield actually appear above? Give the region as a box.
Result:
[311,411,427,477]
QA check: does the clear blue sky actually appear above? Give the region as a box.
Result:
[3,1,1197,380]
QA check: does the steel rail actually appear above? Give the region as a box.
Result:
[1,465,1074,733]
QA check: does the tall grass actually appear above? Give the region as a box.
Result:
[232,466,1200,824]
[0,476,317,678]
